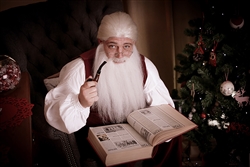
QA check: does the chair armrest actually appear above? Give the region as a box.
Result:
[0,72,32,167]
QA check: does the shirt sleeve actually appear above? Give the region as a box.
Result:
[143,57,175,108]
[44,58,90,134]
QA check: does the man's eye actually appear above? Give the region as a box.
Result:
[124,45,131,49]
[108,45,116,49]
[124,45,131,50]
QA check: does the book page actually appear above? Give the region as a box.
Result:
[88,104,196,166]
[127,104,188,145]
[89,124,151,153]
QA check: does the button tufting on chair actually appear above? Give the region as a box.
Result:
[0,0,123,166]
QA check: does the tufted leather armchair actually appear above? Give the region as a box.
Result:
[0,0,123,166]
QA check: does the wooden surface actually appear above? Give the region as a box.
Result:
[0,72,32,167]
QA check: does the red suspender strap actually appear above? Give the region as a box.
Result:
[79,48,96,79]
[140,54,147,85]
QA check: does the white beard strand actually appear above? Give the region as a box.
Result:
[92,44,147,123]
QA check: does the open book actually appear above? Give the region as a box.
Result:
[87,104,197,166]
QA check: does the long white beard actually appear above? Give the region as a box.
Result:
[92,44,147,123]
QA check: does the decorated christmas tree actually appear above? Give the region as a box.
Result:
[174,0,250,166]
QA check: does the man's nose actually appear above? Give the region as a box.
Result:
[118,46,123,53]
[116,47,124,58]
[116,52,123,58]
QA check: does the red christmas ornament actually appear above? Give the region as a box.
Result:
[209,41,218,67]
[193,35,204,61]
[0,55,21,93]
[200,112,206,119]
[181,81,186,88]
[230,16,244,29]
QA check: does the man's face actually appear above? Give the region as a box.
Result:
[102,37,134,63]
[93,42,147,123]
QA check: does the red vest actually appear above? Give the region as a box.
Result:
[79,48,147,126]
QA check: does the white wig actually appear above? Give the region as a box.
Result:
[97,12,137,41]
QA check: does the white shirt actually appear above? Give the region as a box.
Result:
[44,57,174,134]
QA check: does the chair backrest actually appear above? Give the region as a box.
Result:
[0,0,123,100]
